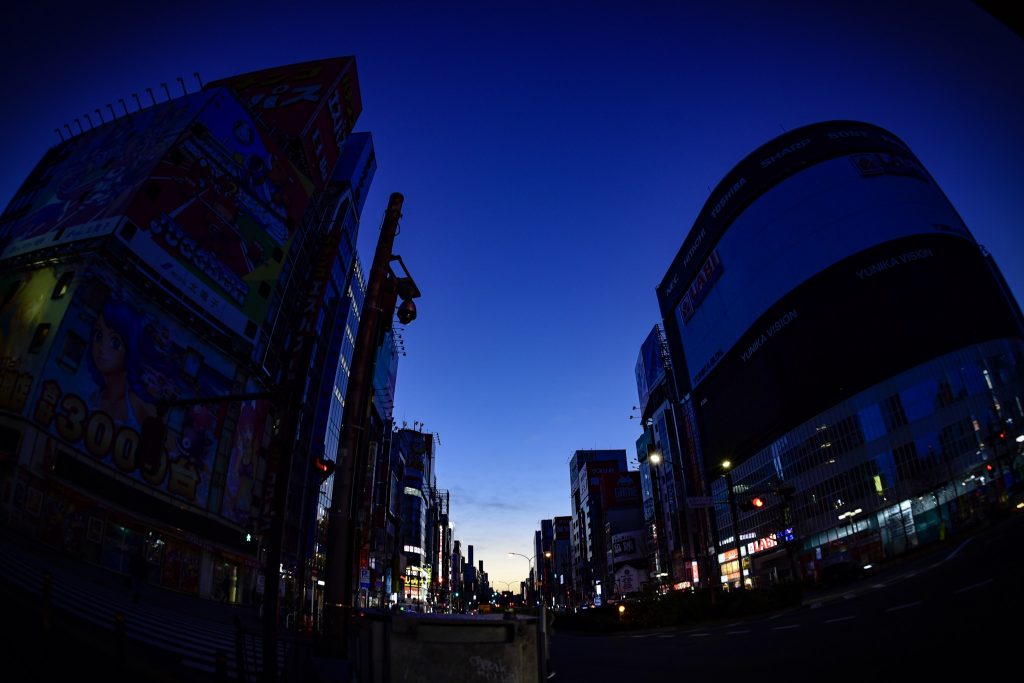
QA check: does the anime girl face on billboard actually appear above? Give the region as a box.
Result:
[30,264,236,509]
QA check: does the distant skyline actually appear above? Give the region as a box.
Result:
[2,1,1022,587]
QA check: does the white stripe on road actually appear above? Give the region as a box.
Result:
[689,633,710,637]
[939,538,974,565]
[809,602,822,609]
[727,630,751,635]
[772,624,799,630]
[885,601,921,613]
[824,616,854,624]
[953,579,994,594]
[871,584,886,589]
[842,593,855,600]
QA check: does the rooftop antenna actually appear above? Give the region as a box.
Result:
[160,82,171,101]
[194,72,204,89]
[177,76,187,96]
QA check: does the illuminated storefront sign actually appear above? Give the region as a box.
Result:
[679,249,723,324]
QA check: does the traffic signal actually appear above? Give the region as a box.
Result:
[739,496,766,512]
[314,457,336,481]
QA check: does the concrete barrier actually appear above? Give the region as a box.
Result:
[388,613,539,683]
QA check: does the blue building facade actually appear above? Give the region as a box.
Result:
[656,120,1024,587]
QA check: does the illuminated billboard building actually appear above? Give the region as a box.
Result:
[633,324,709,589]
[568,449,627,606]
[396,427,437,609]
[656,120,1024,586]
[0,58,377,607]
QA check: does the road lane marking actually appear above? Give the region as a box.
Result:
[772,625,798,630]
[809,602,822,609]
[657,635,673,638]
[689,633,709,638]
[824,616,854,623]
[727,630,751,635]
[885,601,921,612]
[871,584,886,589]
[953,579,994,594]
[938,538,973,565]
[842,593,855,600]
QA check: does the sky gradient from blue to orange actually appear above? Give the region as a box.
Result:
[2,1,1022,588]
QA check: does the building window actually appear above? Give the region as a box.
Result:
[29,323,51,353]
[51,271,74,299]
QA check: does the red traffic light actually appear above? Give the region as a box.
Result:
[315,457,336,480]
[739,496,767,511]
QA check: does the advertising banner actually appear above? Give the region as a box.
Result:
[0,267,79,418]
[0,96,204,261]
[123,89,314,340]
[208,58,362,189]
[613,564,647,595]
[28,265,239,510]
[600,471,641,509]
[224,398,269,525]
[611,530,644,563]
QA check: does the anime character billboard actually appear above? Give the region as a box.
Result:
[0,95,205,260]
[29,265,238,509]
[207,57,362,189]
[224,398,269,525]
[0,267,78,417]
[123,88,314,340]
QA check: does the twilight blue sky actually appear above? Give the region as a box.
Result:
[2,1,1022,586]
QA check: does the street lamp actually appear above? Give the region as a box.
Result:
[647,451,670,589]
[508,552,535,591]
[718,460,746,591]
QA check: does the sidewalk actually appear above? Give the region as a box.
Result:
[0,523,274,682]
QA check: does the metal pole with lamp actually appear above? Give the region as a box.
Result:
[321,193,422,660]
[720,460,746,591]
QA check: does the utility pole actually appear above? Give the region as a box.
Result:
[723,468,745,591]
[322,193,420,657]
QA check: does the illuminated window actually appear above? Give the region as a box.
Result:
[51,271,74,300]
[29,324,51,353]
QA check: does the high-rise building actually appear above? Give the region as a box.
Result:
[656,120,1024,587]
[0,58,374,613]
[396,427,436,608]
[633,323,707,589]
[568,449,627,605]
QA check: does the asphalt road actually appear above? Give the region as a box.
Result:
[550,511,1021,679]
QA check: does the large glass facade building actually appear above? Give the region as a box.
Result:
[656,120,1024,586]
